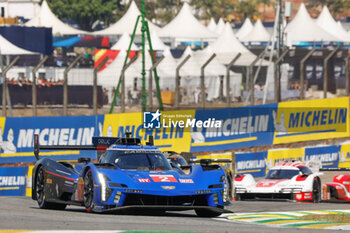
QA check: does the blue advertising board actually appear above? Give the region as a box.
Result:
[0,167,28,196]
[235,151,267,177]
[190,104,277,152]
[0,115,104,164]
[304,145,340,169]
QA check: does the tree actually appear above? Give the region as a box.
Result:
[305,0,350,16]
[46,0,123,31]
[190,0,236,22]
[234,0,260,21]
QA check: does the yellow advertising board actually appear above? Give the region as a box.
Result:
[266,148,305,170]
[102,110,195,153]
[339,144,350,168]
[273,97,349,144]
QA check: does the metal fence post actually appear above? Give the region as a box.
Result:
[175,55,190,109]
[63,54,82,116]
[300,48,316,100]
[323,47,339,98]
[2,56,19,117]
[274,49,289,102]
[32,55,48,116]
[201,54,216,109]
[93,57,109,115]
[149,55,164,111]
[345,52,350,96]
[226,53,241,107]
[121,55,137,113]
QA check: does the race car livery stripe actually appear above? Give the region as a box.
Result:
[0,151,80,157]
[219,209,350,230]
[45,171,75,181]
[191,137,257,146]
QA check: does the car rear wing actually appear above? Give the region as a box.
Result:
[34,134,150,161]
[189,159,232,166]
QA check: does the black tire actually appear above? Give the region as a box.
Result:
[35,167,66,210]
[83,169,94,212]
[312,178,321,203]
[195,208,222,217]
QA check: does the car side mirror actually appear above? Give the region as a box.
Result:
[78,157,91,164]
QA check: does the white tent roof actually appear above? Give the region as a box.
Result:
[111,32,139,50]
[236,18,253,40]
[316,6,350,42]
[0,35,35,55]
[157,48,178,78]
[25,0,88,35]
[93,1,160,36]
[210,23,267,66]
[215,18,225,35]
[207,18,217,32]
[146,31,169,51]
[158,3,217,40]
[285,3,340,43]
[98,50,128,86]
[241,19,270,42]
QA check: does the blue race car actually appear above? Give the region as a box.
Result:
[32,134,230,217]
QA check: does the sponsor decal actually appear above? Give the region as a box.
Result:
[138,178,150,183]
[161,186,175,190]
[179,179,194,183]
[46,179,52,184]
[150,175,177,182]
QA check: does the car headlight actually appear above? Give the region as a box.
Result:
[98,173,112,202]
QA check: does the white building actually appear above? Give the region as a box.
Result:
[0,0,40,20]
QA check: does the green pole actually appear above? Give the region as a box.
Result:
[144,21,164,111]
[141,0,147,112]
[109,15,141,114]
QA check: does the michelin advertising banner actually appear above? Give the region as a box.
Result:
[0,167,28,196]
[273,97,349,145]
[235,152,267,177]
[304,146,340,169]
[0,115,104,164]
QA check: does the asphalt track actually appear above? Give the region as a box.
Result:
[1,196,350,233]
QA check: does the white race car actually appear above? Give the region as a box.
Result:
[234,161,323,202]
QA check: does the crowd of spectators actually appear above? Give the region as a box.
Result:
[7,76,64,87]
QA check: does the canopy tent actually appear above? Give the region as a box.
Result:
[158,3,217,40]
[285,3,339,44]
[25,0,88,35]
[207,18,217,32]
[145,31,169,51]
[235,18,253,40]
[210,23,268,66]
[93,1,160,36]
[0,35,35,55]
[241,19,270,42]
[98,50,128,87]
[215,18,225,35]
[111,32,139,50]
[316,6,350,42]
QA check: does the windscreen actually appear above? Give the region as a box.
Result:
[100,150,172,171]
[169,156,188,167]
[265,169,300,179]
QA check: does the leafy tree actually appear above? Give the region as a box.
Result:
[190,0,236,22]
[305,0,350,16]
[45,0,123,31]
[234,0,260,21]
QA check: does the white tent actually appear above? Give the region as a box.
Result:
[111,32,139,50]
[98,50,128,87]
[285,3,339,44]
[158,3,217,40]
[146,31,169,51]
[25,0,88,35]
[93,1,160,36]
[0,35,34,55]
[241,19,270,42]
[210,23,267,66]
[316,6,350,42]
[215,18,225,35]
[156,48,180,90]
[235,18,253,40]
[207,18,217,32]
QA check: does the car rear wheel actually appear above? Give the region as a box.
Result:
[84,170,94,212]
[195,208,222,217]
[36,167,66,210]
[312,178,321,203]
